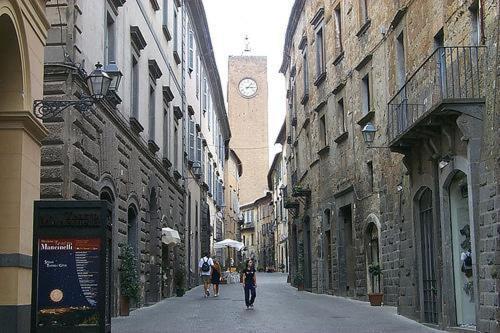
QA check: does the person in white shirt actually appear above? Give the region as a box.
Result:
[198,252,214,297]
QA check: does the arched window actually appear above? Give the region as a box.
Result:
[366,223,380,293]
[128,204,139,254]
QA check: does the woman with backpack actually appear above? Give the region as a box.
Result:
[211,260,222,297]
[241,259,257,309]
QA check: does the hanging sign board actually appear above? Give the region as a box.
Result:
[31,201,112,333]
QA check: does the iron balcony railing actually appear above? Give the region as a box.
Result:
[388,46,486,143]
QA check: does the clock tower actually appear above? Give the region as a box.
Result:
[228,56,269,205]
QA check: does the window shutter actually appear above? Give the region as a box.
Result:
[189,118,195,161]
[196,135,202,164]
[188,29,194,70]
[208,164,212,193]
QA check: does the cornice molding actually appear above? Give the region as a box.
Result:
[0,111,48,144]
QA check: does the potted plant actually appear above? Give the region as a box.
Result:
[368,263,383,306]
[292,186,311,197]
[279,263,286,273]
[119,245,140,316]
[293,274,304,291]
[174,269,186,297]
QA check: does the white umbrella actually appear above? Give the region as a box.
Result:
[161,227,180,245]
[214,239,245,251]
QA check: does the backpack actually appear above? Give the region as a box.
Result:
[201,258,210,272]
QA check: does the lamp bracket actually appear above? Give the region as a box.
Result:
[33,97,95,119]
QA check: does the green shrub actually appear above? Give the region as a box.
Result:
[120,245,140,300]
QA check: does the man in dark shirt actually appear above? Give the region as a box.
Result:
[242,259,257,309]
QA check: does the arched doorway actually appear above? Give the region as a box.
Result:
[0,14,23,111]
[449,171,475,326]
[417,188,438,324]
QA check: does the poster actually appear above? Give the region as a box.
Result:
[37,238,101,327]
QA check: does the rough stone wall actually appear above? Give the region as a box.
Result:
[283,0,499,330]
[40,69,186,311]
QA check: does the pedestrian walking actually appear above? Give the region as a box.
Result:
[211,259,222,297]
[199,252,214,298]
[242,259,257,309]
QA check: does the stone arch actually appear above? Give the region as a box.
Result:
[0,9,25,111]
[363,213,382,294]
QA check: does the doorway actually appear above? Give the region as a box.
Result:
[146,189,160,304]
[419,188,438,324]
[449,171,475,327]
[339,205,355,297]
[303,216,313,291]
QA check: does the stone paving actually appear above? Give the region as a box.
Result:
[112,273,444,333]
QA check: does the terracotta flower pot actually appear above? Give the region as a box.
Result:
[368,293,384,306]
[119,295,130,316]
[297,284,304,291]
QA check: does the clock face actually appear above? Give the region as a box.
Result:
[239,78,258,98]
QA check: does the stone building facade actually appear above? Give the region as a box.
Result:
[39,0,228,316]
[223,149,243,267]
[281,0,499,331]
[268,122,290,272]
[227,56,269,205]
[0,1,49,331]
[183,0,230,286]
[240,193,273,270]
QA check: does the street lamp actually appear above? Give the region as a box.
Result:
[33,62,112,119]
[361,122,377,144]
[104,61,123,93]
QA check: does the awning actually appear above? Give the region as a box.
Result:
[162,227,180,245]
[214,239,245,251]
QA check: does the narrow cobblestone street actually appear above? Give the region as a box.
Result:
[112,274,443,333]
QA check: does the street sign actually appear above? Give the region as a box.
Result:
[31,201,112,333]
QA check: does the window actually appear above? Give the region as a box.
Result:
[163,104,170,159]
[396,32,406,88]
[334,5,343,53]
[207,93,211,130]
[105,13,116,64]
[367,161,374,192]
[470,2,480,45]
[174,125,178,169]
[149,85,155,141]
[173,8,178,53]
[188,29,194,71]
[302,48,309,96]
[196,56,200,98]
[203,76,208,114]
[360,0,369,24]
[315,26,325,78]
[337,98,346,133]
[131,57,139,118]
[361,74,371,114]
[319,115,327,147]
[162,0,171,40]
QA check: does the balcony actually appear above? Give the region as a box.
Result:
[388,46,486,149]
